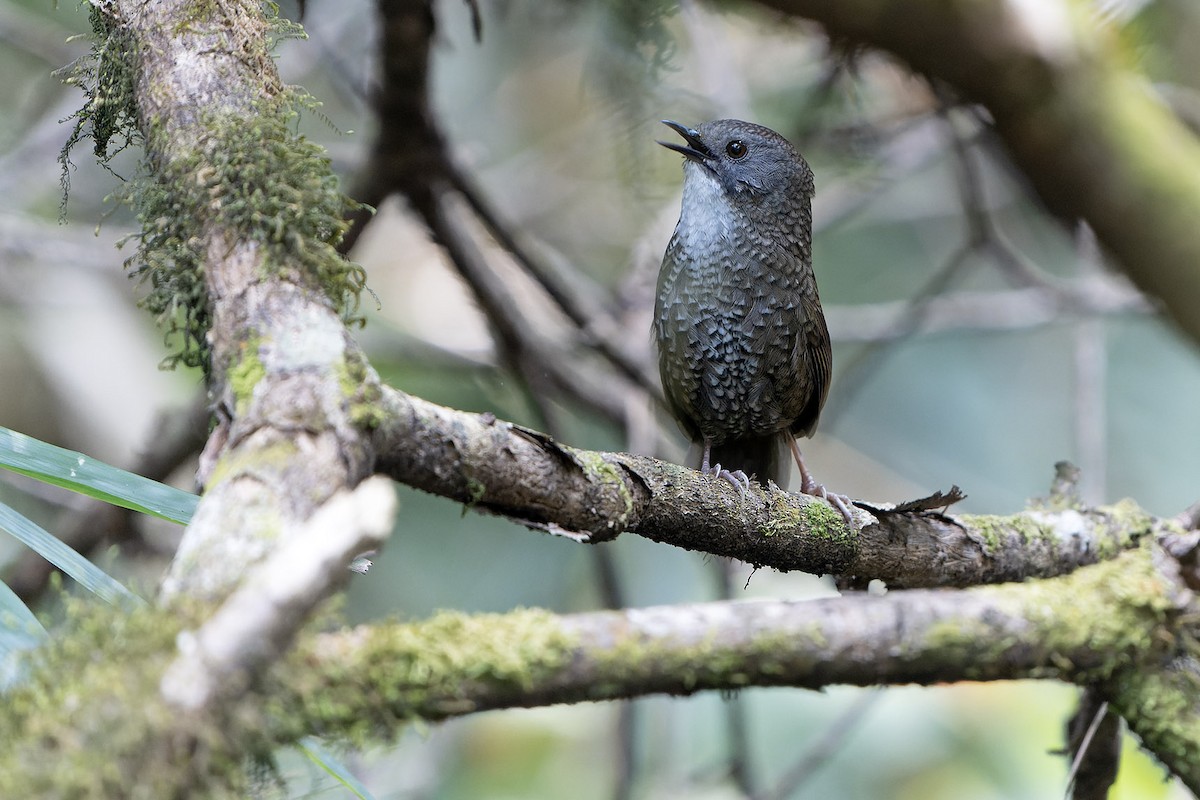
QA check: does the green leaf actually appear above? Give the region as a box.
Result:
[0,503,142,608]
[0,579,46,690]
[0,426,198,524]
[297,737,376,800]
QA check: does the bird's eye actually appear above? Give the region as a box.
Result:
[725,140,748,159]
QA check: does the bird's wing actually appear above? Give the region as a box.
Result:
[790,289,832,439]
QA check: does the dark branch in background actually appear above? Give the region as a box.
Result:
[425,189,626,428]
[756,0,1200,346]
[829,93,1058,417]
[342,6,660,796]
[345,0,660,437]
[822,277,1149,343]
[372,386,1164,587]
[715,559,755,797]
[441,158,662,398]
[754,689,882,800]
[1064,689,1121,800]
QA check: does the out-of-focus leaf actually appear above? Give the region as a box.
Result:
[0,579,46,690]
[0,502,142,609]
[0,426,198,524]
[298,736,376,800]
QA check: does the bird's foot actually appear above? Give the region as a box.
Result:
[800,476,854,523]
[705,462,751,497]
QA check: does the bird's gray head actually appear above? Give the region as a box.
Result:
[658,119,813,201]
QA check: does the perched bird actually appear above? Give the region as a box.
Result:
[654,118,850,519]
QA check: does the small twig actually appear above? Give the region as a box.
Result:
[824,95,1127,427]
[1071,223,1108,504]
[161,477,397,711]
[822,276,1149,343]
[715,558,756,797]
[754,689,883,800]
[442,159,662,400]
[1061,689,1120,800]
[426,186,635,427]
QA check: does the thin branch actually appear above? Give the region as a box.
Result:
[426,186,634,427]
[1064,690,1119,800]
[714,558,755,797]
[1071,225,1109,505]
[822,275,1149,343]
[349,0,661,429]
[755,689,882,800]
[442,158,662,400]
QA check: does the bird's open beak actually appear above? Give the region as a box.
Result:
[658,120,712,163]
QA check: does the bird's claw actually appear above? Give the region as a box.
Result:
[705,462,751,497]
[801,477,854,523]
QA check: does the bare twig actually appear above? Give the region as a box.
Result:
[426,186,633,427]
[1063,689,1120,800]
[828,95,1059,415]
[161,477,396,711]
[442,159,662,399]
[350,0,661,431]
[823,275,1149,343]
[755,689,882,800]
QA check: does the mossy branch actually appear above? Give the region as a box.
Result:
[6,545,1200,795]
[372,385,1166,588]
[60,0,366,369]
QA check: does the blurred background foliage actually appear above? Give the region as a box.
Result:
[1,0,1198,797]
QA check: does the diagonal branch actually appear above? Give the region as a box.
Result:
[755,0,1200,344]
[349,0,660,432]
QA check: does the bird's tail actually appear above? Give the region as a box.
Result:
[695,435,791,488]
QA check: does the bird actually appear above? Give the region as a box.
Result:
[654,118,851,520]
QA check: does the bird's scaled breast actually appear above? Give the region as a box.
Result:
[656,262,805,441]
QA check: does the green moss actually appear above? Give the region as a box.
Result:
[965,512,1055,555]
[1101,497,1155,547]
[0,600,255,798]
[204,438,300,489]
[922,547,1175,683]
[228,335,266,416]
[584,619,821,698]
[576,451,634,529]
[335,352,385,430]
[761,493,854,549]
[58,4,140,172]
[965,499,1155,561]
[464,477,487,506]
[762,495,803,538]
[277,609,578,743]
[803,500,849,541]
[1112,667,1200,767]
[59,1,368,372]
